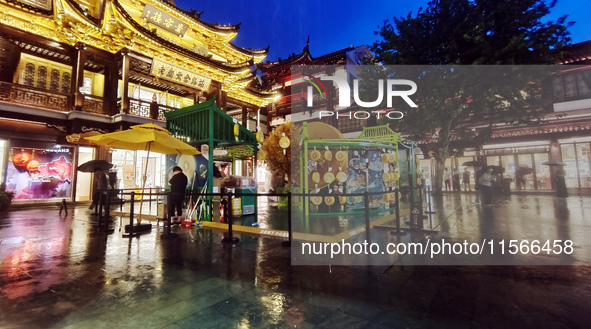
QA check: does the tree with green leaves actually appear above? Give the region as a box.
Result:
[370,0,572,194]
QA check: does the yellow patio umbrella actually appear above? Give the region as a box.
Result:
[85,122,200,223]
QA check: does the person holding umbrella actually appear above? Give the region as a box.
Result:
[554,168,568,198]
[478,167,494,206]
[89,167,109,212]
[169,166,188,224]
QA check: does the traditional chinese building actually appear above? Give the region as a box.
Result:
[0,0,275,202]
[257,39,371,134]
[416,40,591,193]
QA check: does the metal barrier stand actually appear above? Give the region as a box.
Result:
[221,190,239,244]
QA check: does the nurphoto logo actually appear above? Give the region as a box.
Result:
[303,74,417,120]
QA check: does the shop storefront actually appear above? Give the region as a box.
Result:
[110,149,168,190]
[74,147,95,202]
[559,137,591,189]
[418,142,555,191]
[483,142,552,190]
[4,143,75,200]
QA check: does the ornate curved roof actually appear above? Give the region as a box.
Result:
[229,42,269,57]
[561,40,591,64]
[258,42,352,72]
[158,0,242,33]
[113,0,254,73]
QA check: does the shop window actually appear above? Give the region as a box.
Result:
[578,144,591,188]
[561,144,578,188]
[486,156,499,166]
[533,153,551,190]
[82,77,92,95]
[5,147,74,200]
[553,69,591,102]
[17,54,73,94]
[517,154,534,190]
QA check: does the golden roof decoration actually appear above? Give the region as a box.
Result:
[0,0,273,107]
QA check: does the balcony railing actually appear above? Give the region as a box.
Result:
[0,81,70,111]
[83,94,105,114]
[126,98,180,121]
[0,82,183,121]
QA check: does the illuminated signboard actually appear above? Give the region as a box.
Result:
[151,57,212,91]
[141,4,189,37]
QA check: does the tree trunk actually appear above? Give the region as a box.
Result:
[431,124,452,196]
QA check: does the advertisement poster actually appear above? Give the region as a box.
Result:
[5,147,73,200]
[346,149,368,210]
[168,154,209,189]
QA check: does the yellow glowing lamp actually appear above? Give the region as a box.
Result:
[311,196,323,206]
[234,123,239,141]
[310,150,321,161]
[312,172,320,183]
[279,133,290,155]
[324,196,335,206]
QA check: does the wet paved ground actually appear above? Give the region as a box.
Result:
[1,194,591,328]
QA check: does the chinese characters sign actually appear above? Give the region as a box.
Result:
[150,58,212,91]
[17,0,51,11]
[141,4,188,36]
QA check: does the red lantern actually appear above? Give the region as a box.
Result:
[13,152,31,167]
[26,160,40,172]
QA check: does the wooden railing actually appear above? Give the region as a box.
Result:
[0,81,70,111]
[82,94,105,114]
[0,82,184,120]
[125,98,179,121]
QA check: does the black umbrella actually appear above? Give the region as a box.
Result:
[461,160,486,167]
[516,167,534,175]
[78,160,113,172]
[541,160,566,166]
[486,165,505,174]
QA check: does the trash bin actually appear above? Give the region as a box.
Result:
[157,193,167,220]
[237,186,256,215]
[221,175,257,216]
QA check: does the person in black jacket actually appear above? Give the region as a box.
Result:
[168,166,188,223]
[88,167,109,211]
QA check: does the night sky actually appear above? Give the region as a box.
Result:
[173,0,591,64]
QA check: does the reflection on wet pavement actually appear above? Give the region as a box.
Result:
[0,194,590,328]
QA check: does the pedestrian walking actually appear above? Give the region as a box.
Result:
[444,168,451,191]
[554,168,568,198]
[479,168,494,206]
[88,167,109,212]
[474,169,482,204]
[462,168,471,191]
[453,170,461,191]
[168,166,188,224]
